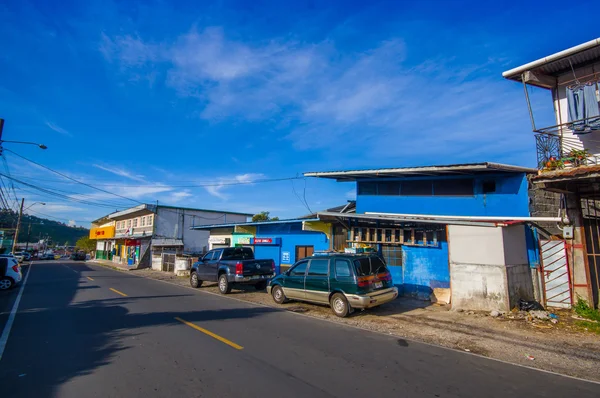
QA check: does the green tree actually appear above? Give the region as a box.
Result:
[76,236,96,253]
[64,241,70,247]
[252,211,279,222]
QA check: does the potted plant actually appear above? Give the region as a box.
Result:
[568,149,590,166]
[544,157,564,171]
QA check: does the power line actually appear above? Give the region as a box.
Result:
[7,172,303,188]
[1,173,130,210]
[4,149,143,205]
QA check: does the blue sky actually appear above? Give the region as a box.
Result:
[0,0,597,226]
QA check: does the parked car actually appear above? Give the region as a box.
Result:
[0,257,22,290]
[39,253,55,260]
[268,253,399,317]
[190,247,275,294]
[70,252,87,261]
[13,252,30,262]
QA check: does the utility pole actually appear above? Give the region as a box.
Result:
[12,198,24,253]
[25,223,32,251]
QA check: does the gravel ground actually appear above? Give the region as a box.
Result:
[93,261,600,382]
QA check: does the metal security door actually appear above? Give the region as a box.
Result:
[540,240,572,308]
[582,197,600,308]
[162,253,175,273]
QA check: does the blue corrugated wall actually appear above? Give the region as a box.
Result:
[254,223,329,269]
[356,173,530,217]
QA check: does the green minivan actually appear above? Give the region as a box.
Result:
[267,253,398,317]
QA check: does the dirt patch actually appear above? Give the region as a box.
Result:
[94,262,600,382]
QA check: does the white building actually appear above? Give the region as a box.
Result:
[90,204,251,271]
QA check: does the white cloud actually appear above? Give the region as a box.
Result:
[203,173,266,200]
[45,121,72,136]
[93,164,146,182]
[68,220,76,227]
[101,27,534,164]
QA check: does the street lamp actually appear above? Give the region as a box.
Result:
[12,201,46,253]
[0,140,48,150]
[24,202,46,212]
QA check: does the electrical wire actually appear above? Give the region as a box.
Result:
[5,172,303,188]
[3,149,143,205]
[1,154,20,210]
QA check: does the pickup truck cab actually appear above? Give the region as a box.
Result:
[190,247,275,294]
[268,253,398,317]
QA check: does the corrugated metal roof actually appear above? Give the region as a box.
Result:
[304,162,536,181]
[316,212,507,227]
[190,218,320,230]
[503,38,600,83]
[532,165,600,182]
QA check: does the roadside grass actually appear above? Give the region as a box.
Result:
[574,297,600,322]
[575,320,600,334]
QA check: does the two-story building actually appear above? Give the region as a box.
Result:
[90,204,251,271]
[503,38,600,308]
[194,163,558,311]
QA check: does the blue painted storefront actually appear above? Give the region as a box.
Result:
[253,222,329,272]
[356,174,530,217]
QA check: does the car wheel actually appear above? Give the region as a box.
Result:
[190,272,203,288]
[218,274,232,294]
[330,293,350,317]
[271,285,288,304]
[255,281,267,290]
[0,277,14,290]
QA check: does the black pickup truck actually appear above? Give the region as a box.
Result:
[190,247,275,294]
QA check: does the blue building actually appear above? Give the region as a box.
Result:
[305,162,539,303]
[193,163,544,311]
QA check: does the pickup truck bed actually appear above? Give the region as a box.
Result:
[190,247,275,294]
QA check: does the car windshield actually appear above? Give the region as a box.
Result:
[353,256,388,276]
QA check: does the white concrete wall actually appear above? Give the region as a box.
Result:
[151,254,162,271]
[448,224,534,311]
[155,208,248,253]
[448,225,505,265]
[450,262,508,311]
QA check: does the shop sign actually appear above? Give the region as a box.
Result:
[237,237,251,245]
[254,238,272,244]
[209,236,229,244]
[125,239,141,246]
[89,226,115,240]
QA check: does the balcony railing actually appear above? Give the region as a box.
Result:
[534,115,600,136]
[535,133,599,170]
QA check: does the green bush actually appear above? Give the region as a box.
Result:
[574,297,600,322]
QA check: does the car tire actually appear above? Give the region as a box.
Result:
[190,271,203,288]
[330,293,350,317]
[218,274,232,294]
[271,285,288,304]
[0,277,14,291]
[255,281,267,290]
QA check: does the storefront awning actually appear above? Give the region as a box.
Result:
[151,238,184,247]
[316,212,554,227]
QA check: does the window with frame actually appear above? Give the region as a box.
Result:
[357,182,377,195]
[401,180,433,196]
[147,215,153,226]
[433,179,474,196]
[133,218,138,228]
[141,216,146,227]
[307,259,329,276]
[127,220,132,228]
[290,260,309,276]
[377,182,401,195]
[334,259,353,278]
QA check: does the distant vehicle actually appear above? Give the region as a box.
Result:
[0,257,22,290]
[70,252,87,261]
[268,253,398,317]
[13,252,30,263]
[39,253,55,260]
[190,247,275,294]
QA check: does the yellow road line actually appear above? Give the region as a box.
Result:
[86,277,94,281]
[109,288,127,297]
[174,317,243,350]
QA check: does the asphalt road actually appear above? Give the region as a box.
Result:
[0,261,598,398]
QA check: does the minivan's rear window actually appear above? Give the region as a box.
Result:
[353,256,388,276]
